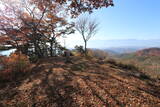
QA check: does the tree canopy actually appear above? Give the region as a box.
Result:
[0,0,113,58]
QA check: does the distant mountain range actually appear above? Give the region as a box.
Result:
[89,39,160,54]
[103,47,145,54]
[116,47,160,58]
[88,39,160,50]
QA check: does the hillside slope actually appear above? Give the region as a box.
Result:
[116,48,160,78]
[0,57,160,107]
[136,48,160,57]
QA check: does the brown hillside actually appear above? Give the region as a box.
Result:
[0,57,160,107]
[136,48,160,57]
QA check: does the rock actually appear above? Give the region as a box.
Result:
[0,64,4,71]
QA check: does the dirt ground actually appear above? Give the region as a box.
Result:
[0,57,160,107]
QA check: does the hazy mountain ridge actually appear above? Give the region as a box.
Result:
[103,47,145,54]
[88,39,160,49]
[136,48,160,57]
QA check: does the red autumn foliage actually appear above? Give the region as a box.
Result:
[0,52,30,81]
[0,0,113,58]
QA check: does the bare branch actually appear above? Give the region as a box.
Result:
[75,16,99,54]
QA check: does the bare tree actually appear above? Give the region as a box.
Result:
[75,17,99,55]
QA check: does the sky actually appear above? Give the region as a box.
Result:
[62,0,160,48]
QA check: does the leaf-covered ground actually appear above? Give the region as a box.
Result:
[0,57,160,107]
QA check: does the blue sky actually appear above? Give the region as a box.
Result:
[91,0,160,40]
[60,0,160,48]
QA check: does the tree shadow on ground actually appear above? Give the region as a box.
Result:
[29,67,80,107]
[0,58,159,106]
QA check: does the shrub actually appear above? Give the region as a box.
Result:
[71,63,87,71]
[105,58,117,65]
[0,69,12,82]
[0,52,30,82]
[88,49,108,59]
[139,73,150,80]
[106,58,139,71]
[7,52,30,72]
[117,62,139,71]
[74,45,85,55]
[29,54,39,63]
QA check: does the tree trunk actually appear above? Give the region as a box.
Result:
[84,41,87,56]
[50,41,53,57]
[34,41,42,58]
